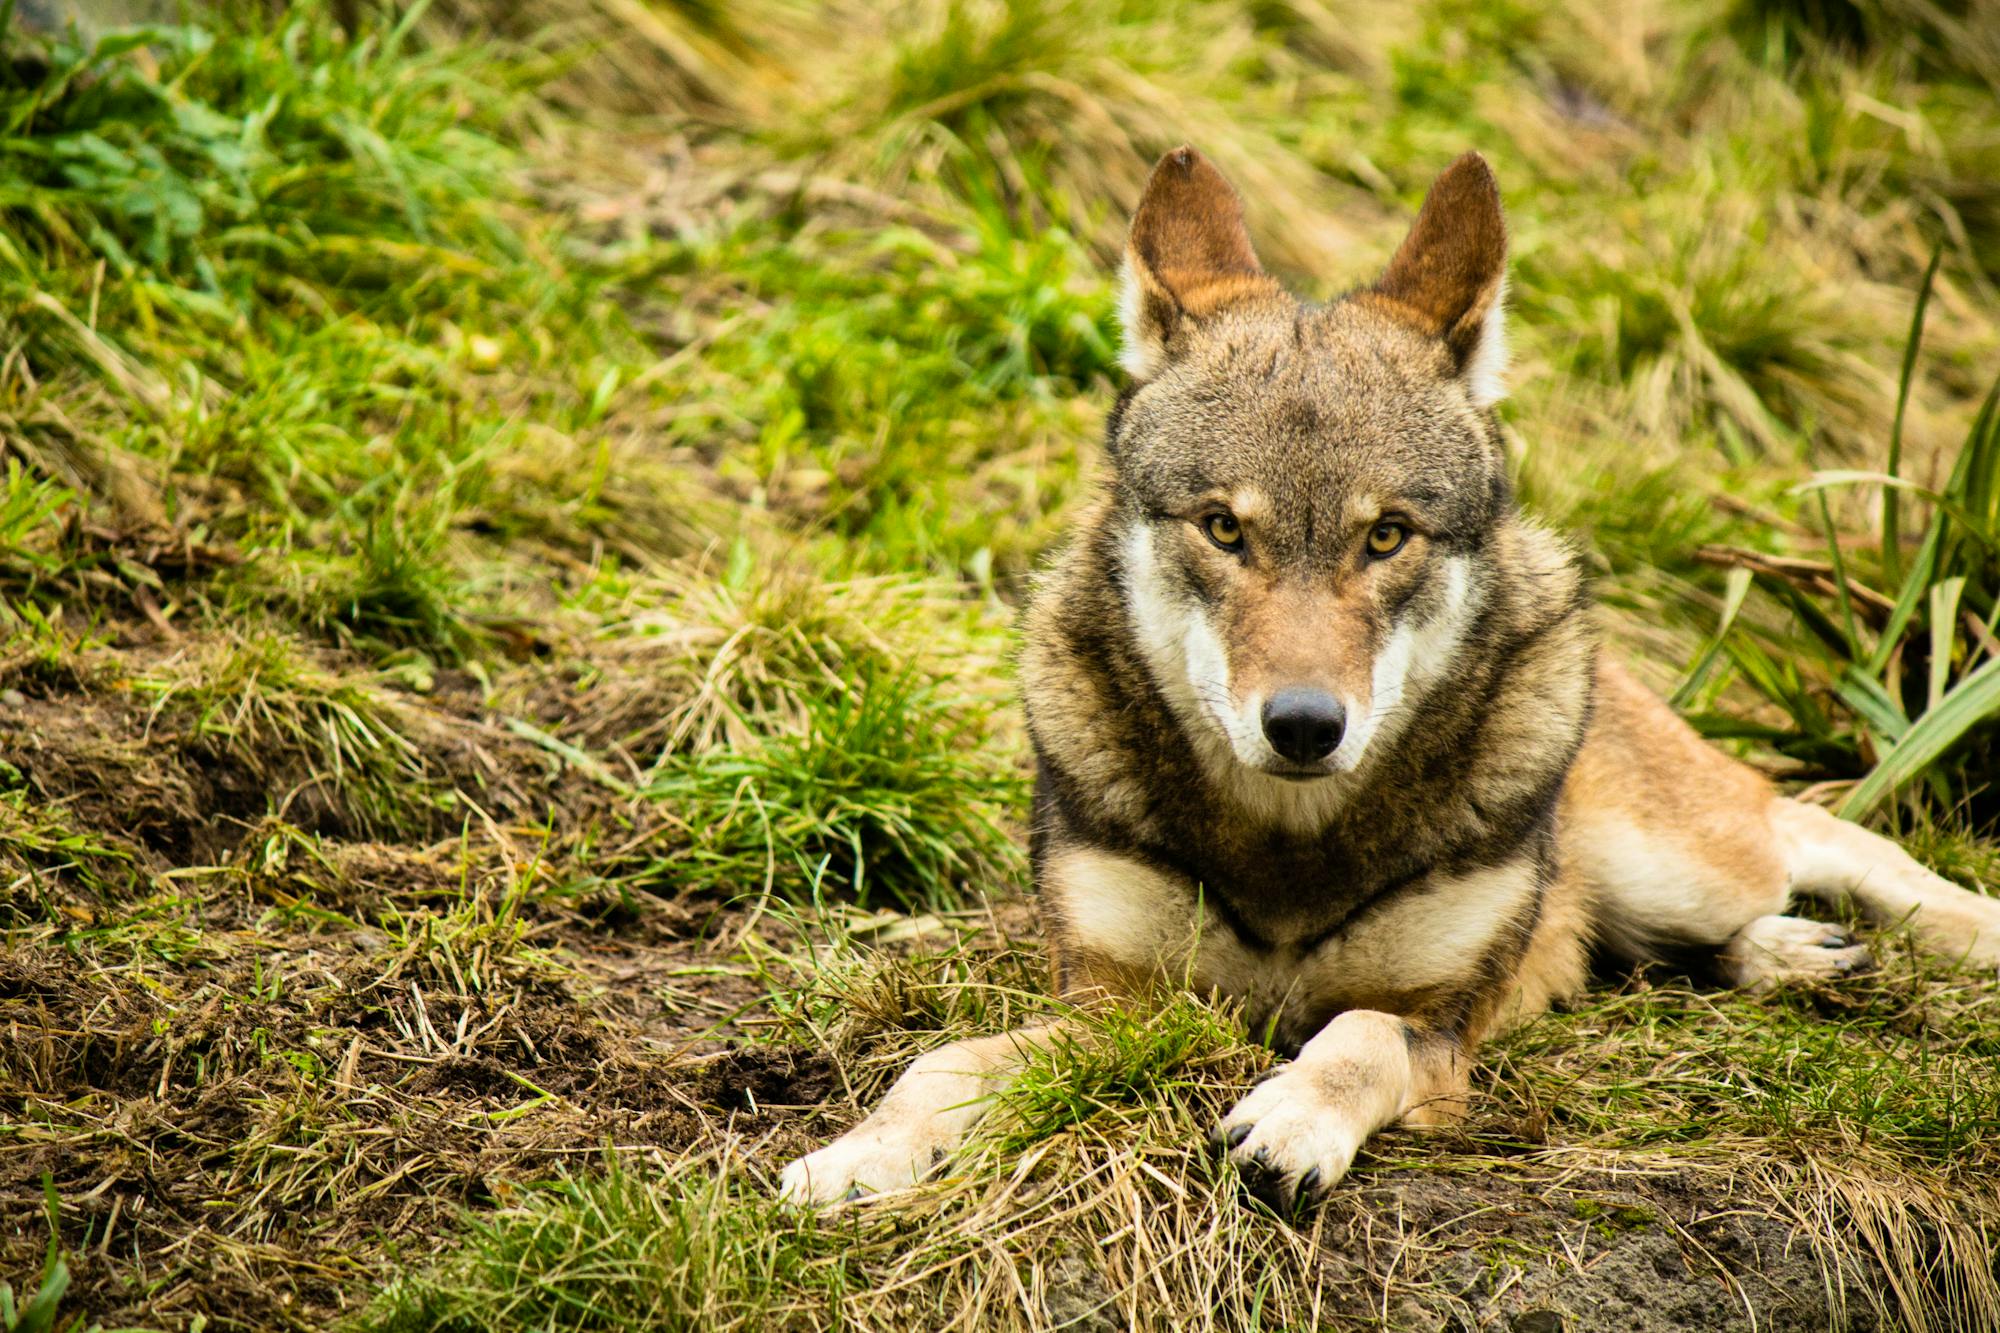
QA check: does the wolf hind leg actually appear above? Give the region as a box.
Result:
[778,1024,1056,1205]
[1564,657,1999,980]
[1772,797,2000,969]
[1564,659,1795,964]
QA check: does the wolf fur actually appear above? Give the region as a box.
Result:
[780,147,2000,1212]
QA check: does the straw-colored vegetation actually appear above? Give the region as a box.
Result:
[3,0,1999,1329]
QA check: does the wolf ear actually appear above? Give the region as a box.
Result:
[1118,146,1280,380]
[1371,152,1509,408]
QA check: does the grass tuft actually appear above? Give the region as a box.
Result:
[646,661,1025,910]
[360,1158,850,1333]
[135,635,445,837]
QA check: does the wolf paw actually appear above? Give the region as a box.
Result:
[778,1131,941,1206]
[1209,1065,1366,1215]
[1720,915,1872,992]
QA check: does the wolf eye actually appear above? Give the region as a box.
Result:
[1202,512,1245,552]
[1366,522,1408,558]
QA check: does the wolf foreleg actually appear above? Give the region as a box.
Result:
[778,1024,1058,1205]
[1210,1010,1467,1212]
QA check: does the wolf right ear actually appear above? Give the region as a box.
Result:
[1118,146,1281,380]
[1370,152,1510,408]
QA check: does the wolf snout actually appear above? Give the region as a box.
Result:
[1261,689,1346,765]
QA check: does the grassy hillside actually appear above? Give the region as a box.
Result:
[3,1,1999,1329]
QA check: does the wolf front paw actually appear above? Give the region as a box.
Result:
[778,1131,941,1205]
[1209,1065,1368,1215]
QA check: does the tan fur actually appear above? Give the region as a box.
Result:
[1563,658,1792,955]
[1041,845,1212,994]
[1223,577,1380,721]
[778,147,2000,1211]
[1216,1010,1468,1196]
[1045,847,1547,1044]
[1565,662,2000,971]
[1127,147,1274,307]
[1495,857,1595,1030]
[1717,915,1871,991]
[1120,145,1284,377]
[780,1026,1058,1202]
[1776,798,2000,965]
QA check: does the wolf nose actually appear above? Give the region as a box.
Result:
[1261,690,1346,764]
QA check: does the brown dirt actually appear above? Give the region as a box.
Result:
[1030,1161,1888,1332]
[0,618,833,1330]
[1309,1165,1885,1332]
[0,898,837,1329]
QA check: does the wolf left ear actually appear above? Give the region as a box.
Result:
[1371,152,1509,408]
[1118,146,1282,380]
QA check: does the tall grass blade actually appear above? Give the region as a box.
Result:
[1819,490,1860,652]
[1883,245,1943,584]
[1798,472,2000,553]
[1929,577,1966,713]
[1835,667,1909,743]
[1866,517,1945,679]
[1840,655,2000,820]
[1670,565,1753,709]
[1779,581,1857,661]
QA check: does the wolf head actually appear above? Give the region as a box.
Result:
[1109,147,1513,793]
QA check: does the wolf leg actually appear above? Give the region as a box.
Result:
[778,1024,1056,1205]
[1772,797,2000,969]
[1211,1011,1466,1212]
[1566,658,2000,978]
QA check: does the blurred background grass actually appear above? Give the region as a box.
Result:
[8,0,2000,842]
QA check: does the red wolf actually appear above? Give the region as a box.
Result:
[782,147,2000,1213]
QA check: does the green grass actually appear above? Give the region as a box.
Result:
[0,787,139,926]
[614,206,1115,576]
[1681,270,2000,820]
[992,992,1264,1152]
[5,0,2000,1329]
[350,943,2000,1331]
[0,1201,75,1333]
[0,5,695,662]
[1489,957,2000,1159]
[134,635,445,836]
[644,661,1024,910]
[359,1161,854,1333]
[354,986,1301,1333]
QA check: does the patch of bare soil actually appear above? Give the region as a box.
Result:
[0,913,836,1329]
[992,1153,1887,1332]
[0,626,832,1330]
[1309,1167,1883,1332]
